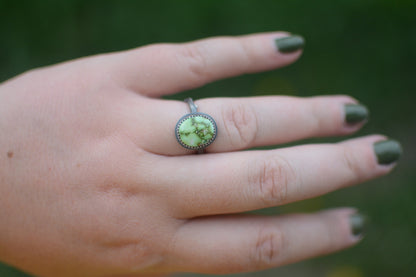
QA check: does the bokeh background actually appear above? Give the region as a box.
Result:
[0,0,415,276]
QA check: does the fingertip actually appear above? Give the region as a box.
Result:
[344,103,369,125]
[341,102,369,134]
[349,212,368,240]
[334,208,365,240]
[373,138,403,166]
[239,32,305,70]
[274,35,305,54]
[328,96,368,134]
[319,207,364,246]
[339,134,398,182]
[269,33,304,67]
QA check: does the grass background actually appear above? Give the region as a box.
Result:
[0,0,415,276]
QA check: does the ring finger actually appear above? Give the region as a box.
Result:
[133,95,368,155]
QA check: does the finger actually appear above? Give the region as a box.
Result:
[166,209,360,273]
[134,95,367,155]
[154,135,398,218]
[110,32,304,97]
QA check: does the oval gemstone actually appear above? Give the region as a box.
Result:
[177,115,215,148]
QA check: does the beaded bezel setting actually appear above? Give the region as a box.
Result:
[175,112,217,151]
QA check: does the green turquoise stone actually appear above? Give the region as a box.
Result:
[177,115,215,148]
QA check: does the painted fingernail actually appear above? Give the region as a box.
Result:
[374,139,402,165]
[345,104,369,125]
[350,213,367,237]
[275,35,305,53]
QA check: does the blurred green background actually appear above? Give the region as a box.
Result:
[0,0,415,276]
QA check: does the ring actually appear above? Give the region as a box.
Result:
[175,98,217,153]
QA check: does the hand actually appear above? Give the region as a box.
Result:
[0,32,401,277]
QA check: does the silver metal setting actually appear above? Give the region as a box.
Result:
[175,98,218,153]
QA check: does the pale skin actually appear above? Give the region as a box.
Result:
[0,32,396,277]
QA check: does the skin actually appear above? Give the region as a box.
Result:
[0,32,396,277]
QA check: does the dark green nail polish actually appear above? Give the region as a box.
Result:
[374,140,402,165]
[350,213,367,237]
[275,35,305,53]
[345,104,369,125]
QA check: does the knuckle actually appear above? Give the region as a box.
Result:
[250,225,285,269]
[112,221,167,271]
[308,98,333,133]
[121,241,163,271]
[316,212,346,251]
[236,39,256,67]
[342,144,372,181]
[222,103,258,148]
[249,156,296,205]
[179,43,210,83]
[343,146,359,178]
[324,221,344,251]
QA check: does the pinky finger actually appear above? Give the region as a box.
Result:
[166,208,363,274]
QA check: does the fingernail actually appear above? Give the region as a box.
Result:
[350,213,367,237]
[373,139,403,165]
[345,103,369,125]
[275,35,305,53]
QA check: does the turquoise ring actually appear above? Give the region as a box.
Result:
[175,98,217,153]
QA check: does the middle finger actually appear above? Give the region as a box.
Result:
[152,135,397,218]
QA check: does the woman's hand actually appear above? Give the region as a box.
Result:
[0,32,401,277]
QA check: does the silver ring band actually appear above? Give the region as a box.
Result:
[185,98,198,113]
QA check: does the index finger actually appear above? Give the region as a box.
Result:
[110,32,304,97]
